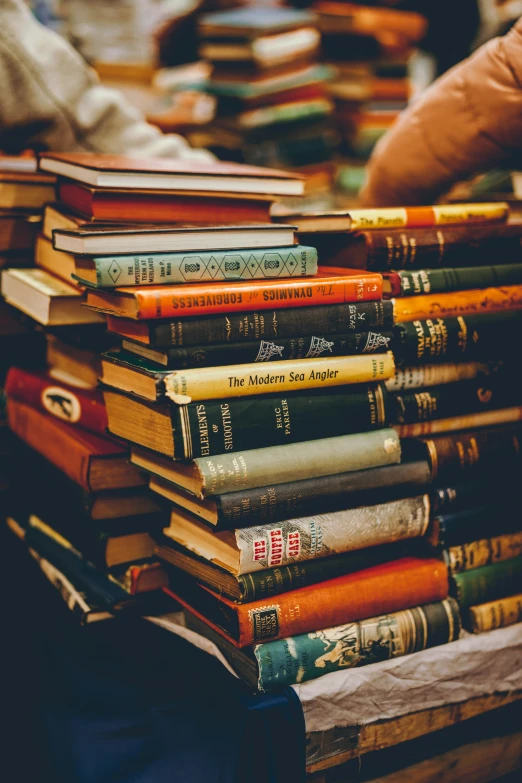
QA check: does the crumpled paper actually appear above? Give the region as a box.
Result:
[147,613,522,734]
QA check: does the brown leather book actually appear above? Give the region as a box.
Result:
[7,398,146,492]
[165,556,449,647]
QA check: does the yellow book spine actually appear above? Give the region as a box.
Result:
[467,593,522,633]
[448,531,522,574]
[394,407,522,438]
[393,285,522,323]
[347,202,509,231]
[165,352,395,404]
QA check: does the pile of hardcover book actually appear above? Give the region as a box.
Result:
[191,6,339,189]
[2,151,521,690]
[287,202,522,643]
[313,2,426,161]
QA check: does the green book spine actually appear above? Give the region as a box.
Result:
[77,246,318,288]
[178,383,388,459]
[253,598,461,691]
[452,557,522,609]
[392,379,513,424]
[389,264,522,297]
[194,427,401,496]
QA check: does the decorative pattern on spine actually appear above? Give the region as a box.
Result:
[253,598,461,690]
[447,532,522,574]
[234,495,430,574]
[467,594,522,633]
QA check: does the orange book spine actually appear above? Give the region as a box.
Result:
[393,285,522,323]
[170,557,449,647]
[127,272,382,319]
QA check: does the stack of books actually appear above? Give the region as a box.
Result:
[24,152,471,691]
[313,2,426,161]
[193,7,338,187]
[285,201,522,641]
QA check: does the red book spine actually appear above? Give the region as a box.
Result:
[5,367,108,437]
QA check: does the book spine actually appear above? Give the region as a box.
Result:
[237,542,417,603]
[235,496,430,574]
[423,428,522,482]
[384,264,522,297]
[85,246,319,287]
[146,301,394,347]
[431,482,495,514]
[158,330,394,368]
[216,460,432,529]
[385,362,488,391]
[392,381,504,425]
[396,407,522,439]
[133,274,384,319]
[393,285,522,324]
[6,398,92,490]
[349,203,508,232]
[194,427,401,497]
[180,384,388,459]
[393,313,522,365]
[165,352,395,403]
[5,367,108,437]
[452,557,522,609]
[254,598,461,690]
[447,531,522,574]
[466,593,522,633]
[236,557,449,646]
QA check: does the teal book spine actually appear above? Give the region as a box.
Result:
[75,246,318,288]
[253,598,461,691]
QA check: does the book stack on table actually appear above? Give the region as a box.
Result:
[192,7,338,184]
[286,202,522,640]
[312,2,426,161]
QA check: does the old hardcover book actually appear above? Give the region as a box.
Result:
[7,398,145,491]
[393,312,522,365]
[315,2,427,40]
[392,379,514,425]
[162,495,430,575]
[35,234,79,287]
[0,171,56,208]
[148,459,431,530]
[386,362,490,392]
[275,203,509,233]
[86,268,384,320]
[166,556,449,646]
[199,7,316,37]
[431,504,520,549]
[74,245,318,288]
[446,531,522,574]
[395,407,522,439]
[38,152,304,196]
[466,594,522,633]
[120,330,393,369]
[393,285,522,323]
[42,203,91,240]
[102,383,388,459]
[100,351,393,402]
[0,209,40,251]
[53,222,296,256]
[105,300,394,347]
[431,476,517,514]
[156,540,426,602]
[46,333,103,389]
[200,28,320,69]
[383,264,522,297]
[0,268,104,326]
[451,557,522,609]
[5,366,109,436]
[130,427,401,498]
[305,224,522,272]
[419,427,522,482]
[57,181,273,224]
[190,597,460,690]
[163,353,394,404]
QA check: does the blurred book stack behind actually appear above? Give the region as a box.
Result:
[1,146,521,693]
[191,7,339,197]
